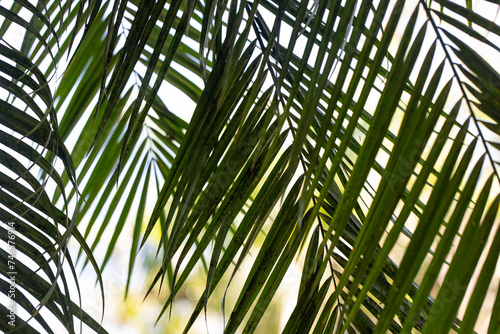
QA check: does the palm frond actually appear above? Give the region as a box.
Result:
[0,2,106,332]
[2,0,500,333]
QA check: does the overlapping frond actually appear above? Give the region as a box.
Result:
[1,0,499,333]
[0,1,106,332]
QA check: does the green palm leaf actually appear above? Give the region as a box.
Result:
[0,2,106,332]
[2,0,499,332]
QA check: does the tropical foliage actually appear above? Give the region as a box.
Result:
[1,0,500,332]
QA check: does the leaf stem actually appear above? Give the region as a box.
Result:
[420,0,500,183]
